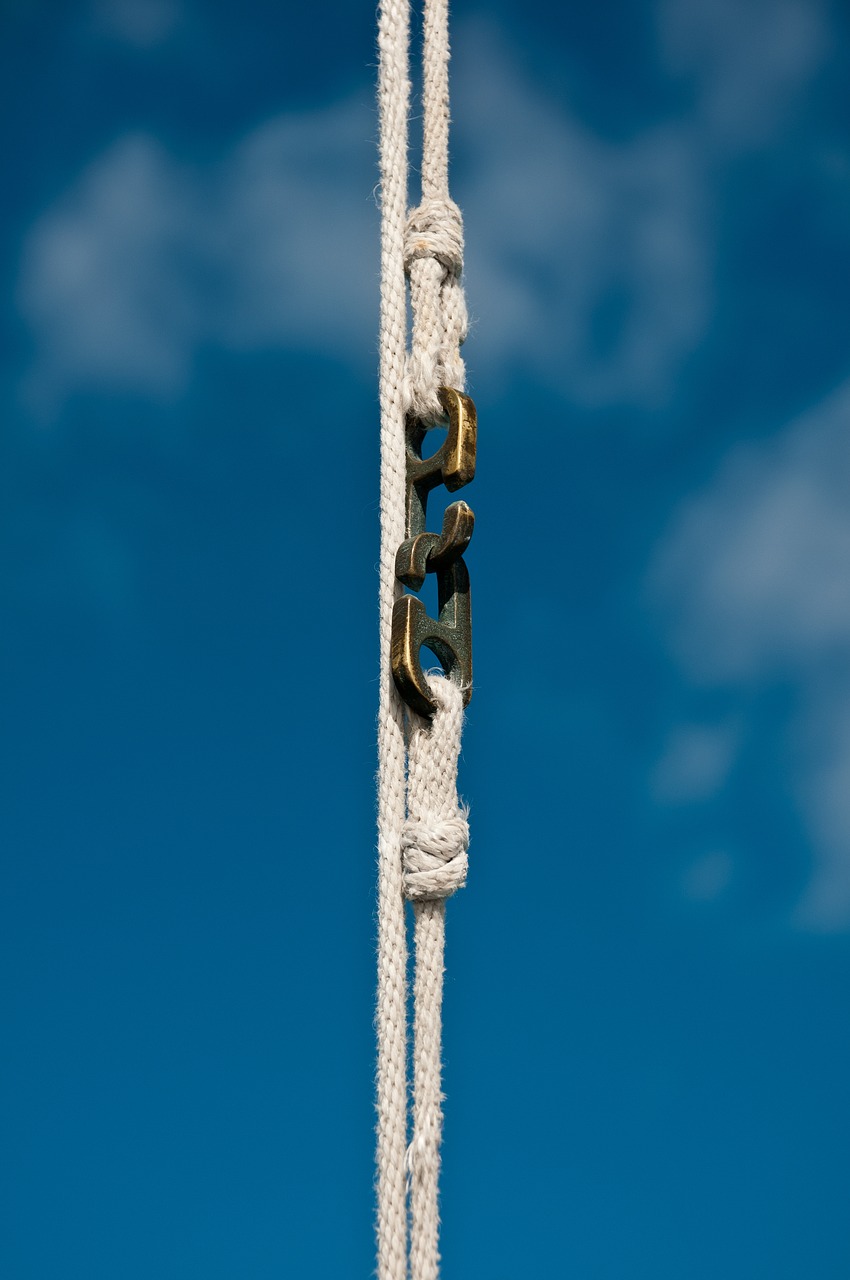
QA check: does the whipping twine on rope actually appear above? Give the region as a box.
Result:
[376,1,472,1278]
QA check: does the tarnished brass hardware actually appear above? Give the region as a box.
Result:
[395,500,474,591]
[391,386,477,717]
[391,558,472,718]
[406,386,477,540]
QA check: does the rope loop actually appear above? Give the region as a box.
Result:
[403,673,469,901]
[404,197,464,279]
[403,196,469,422]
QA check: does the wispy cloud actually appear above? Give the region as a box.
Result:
[18,43,696,413]
[89,0,183,48]
[650,383,850,682]
[656,0,826,148]
[17,99,378,416]
[455,2,828,405]
[652,720,740,803]
[649,381,850,930]
[19,135,198,411]
[16,27,712,414]
[15,7,830,417]
[455,29,709,407]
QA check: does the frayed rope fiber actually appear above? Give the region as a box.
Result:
[403,677,469,903]
[376,1,471,1277]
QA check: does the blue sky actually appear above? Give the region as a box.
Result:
[3,1,850,1276]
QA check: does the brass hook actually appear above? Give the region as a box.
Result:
[391,387,476,717]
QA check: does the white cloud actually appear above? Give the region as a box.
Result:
[657,0,826,147]
[453,1,827,407]
[649,383,850,682]
[455,29,710,407]
[90,0,181,48]
[650,381,850,929]
[15,10,831,416]
[17,28,717,415]
[652,720,740,803]
[19,136,198,412]
[212,104,379,354]
[17,101,378,415]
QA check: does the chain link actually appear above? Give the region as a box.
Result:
[391,386,477,717]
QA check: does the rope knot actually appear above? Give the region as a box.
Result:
[404,198,464,280]
[402,812,469,901]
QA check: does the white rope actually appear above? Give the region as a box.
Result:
[376,2,412,1277]
[404,676,469,1280]
[377,2,469,1277]
[403,0,468,424]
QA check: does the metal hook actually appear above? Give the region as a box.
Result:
[391,387,476,717]
[391,558,472,718]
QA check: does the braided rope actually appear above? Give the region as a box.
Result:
[377,3,469,1277]
[403,0,468,424]
[376,3,412,1276]
[405,677,469,1280]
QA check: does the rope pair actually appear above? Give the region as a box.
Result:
[376,2,472,1278]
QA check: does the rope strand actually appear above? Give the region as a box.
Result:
[403,0,468,423]
[377,3,470,1276]
[405,677,469,1280]
[376,3,412,1277]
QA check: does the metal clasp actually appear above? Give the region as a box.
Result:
[391,387,476,717]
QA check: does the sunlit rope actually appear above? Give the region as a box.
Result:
[376,1,470,1277]
[376,1,413,1276]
